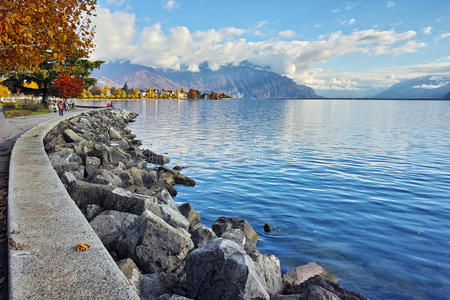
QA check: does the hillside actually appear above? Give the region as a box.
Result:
[92,61,318,99]
[375,75,450,99]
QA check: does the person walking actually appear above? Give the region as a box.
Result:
[58,100,64,116]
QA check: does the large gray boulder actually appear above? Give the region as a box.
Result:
[117,258,143,294]
[134,210,194,274]
[283,262,336,294]
[85,204,104,221]
[92,169,123,186]
[177,203,200,226]
[48,148,83,170]
[255,254,283,295]
[157,295,192,300]
[143,149,170,165]
[212,217,259,244]
[148,189,191,230]
[63,128,85,143]
[85,156,101,176]
[185,238,269,300]
[221,229,246,248]
[67,180,155,215]
[110,127,122,140]
[189,223,216,248]
[68,180,190,230]
[140,273,183,299]
[128,167,144,186]
[60,171,77,185]
[279,275,367,300]
[90,210,144,256]
[44,135,66,152]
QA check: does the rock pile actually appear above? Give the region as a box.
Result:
[45,108,367,300]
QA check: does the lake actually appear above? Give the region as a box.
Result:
[112,99,449,300]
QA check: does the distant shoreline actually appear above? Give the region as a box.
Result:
[72,97,450,102]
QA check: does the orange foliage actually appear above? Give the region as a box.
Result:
[0,0,97,71]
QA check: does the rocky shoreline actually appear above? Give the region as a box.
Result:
[44,108,367,300]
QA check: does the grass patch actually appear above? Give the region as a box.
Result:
[1,102,50,118]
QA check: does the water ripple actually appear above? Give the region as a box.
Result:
[113,99,450,300]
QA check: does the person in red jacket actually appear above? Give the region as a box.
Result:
[58,100,65,116]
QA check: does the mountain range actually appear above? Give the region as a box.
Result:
[375,75,450,99]
[92,61,319,99]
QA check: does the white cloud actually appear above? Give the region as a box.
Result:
[161,0,180,11]
[387,1,395,8]
[422,26,432,35]
[340,18,356,26]
[296,58,450,92]
[92,8,430,91]
[413,82,449,89]
[256,20,268,28]
[332,8,341,14]
[92,8,137,61]
[254,30,265,36]
[279,30,296,38]
[434,32,450,42]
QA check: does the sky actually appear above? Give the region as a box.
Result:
[92,0,450,97]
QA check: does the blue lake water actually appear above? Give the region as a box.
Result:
[113,99,449,300]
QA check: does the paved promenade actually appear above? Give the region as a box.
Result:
[0,109,78,299]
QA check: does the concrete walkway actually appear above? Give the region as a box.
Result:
[0,109,83,299]
[6,108,138,299]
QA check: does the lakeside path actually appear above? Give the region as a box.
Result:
[0,108,82,299]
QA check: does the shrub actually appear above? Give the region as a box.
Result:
[2,103,16,110]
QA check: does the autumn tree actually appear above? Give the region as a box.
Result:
[0,0,97,72]
[23,80,39,89]
[90,85,101,96]
[2,53,102,104]
[0,85,10,98]
[113,88,122,98]
[52,74,84,99]
[188,88,201,99]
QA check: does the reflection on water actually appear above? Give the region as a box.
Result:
[110,99,449,300]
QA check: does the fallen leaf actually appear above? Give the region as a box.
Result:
[14,230,22,234]
[32,134,39,137]
[76,242,91,252]
[8,238,24,250]
[8,238,16,249]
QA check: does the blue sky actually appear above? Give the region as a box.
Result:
[93,0,450,96]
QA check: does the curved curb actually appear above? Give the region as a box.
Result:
[8,111,139,299]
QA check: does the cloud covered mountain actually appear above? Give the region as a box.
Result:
[375,75,450,99]
[92,61,319,99]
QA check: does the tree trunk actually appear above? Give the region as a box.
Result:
[41,88,48,106]
[39,81,50,106]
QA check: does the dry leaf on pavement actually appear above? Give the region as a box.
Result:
[76,242,91,252]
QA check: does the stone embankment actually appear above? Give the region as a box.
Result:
[45,108,367,300]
